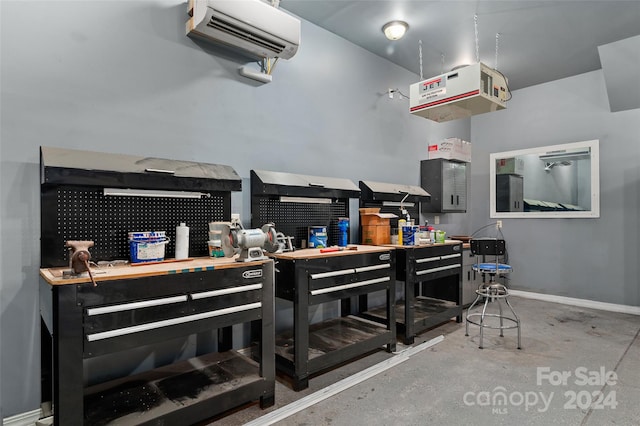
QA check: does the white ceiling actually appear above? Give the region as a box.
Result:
[280,0,640,91]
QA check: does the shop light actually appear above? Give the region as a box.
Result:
[103,188,209,198]
[382,201,415,207]
[382,21,409,41]
[279,196,332,204]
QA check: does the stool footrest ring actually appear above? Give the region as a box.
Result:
[466,312,520,330]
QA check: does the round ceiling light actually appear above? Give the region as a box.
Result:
[382,21,409,41]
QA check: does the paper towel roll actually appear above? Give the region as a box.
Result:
[175,222,189,260]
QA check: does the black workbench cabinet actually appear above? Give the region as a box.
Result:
[271,246,396,391]
[40,260,275,425]
[362,242,463,344]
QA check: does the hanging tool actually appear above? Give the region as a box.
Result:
[275,232,295,252]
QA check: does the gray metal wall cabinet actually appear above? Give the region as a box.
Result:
[496,174,524,212]
[420,159,467,213]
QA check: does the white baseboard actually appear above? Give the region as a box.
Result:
[509,290,640,316]
[3,409,41,426]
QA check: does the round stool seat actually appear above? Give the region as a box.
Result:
[473,263,512,275]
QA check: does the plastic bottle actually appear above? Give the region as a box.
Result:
[338,218,349,247]
[175,222,189,260]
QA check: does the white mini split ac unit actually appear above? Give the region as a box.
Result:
[186,0,301,60]
[409,62,508,122]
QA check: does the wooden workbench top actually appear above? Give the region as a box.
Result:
[40,256,268,286]
[269,244,392,260]
[383,239,462,249]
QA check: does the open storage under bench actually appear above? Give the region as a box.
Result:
[362,241,463,344]
[40,257,275,425]
[270,245,396,391]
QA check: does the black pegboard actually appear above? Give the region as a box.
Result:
[41,186,229,267]
[251,197,348,248]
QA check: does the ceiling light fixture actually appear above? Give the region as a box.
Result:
[382,21,408,41]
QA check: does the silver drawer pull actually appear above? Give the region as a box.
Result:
[441,253,462,260]
[355,264,390,273]
[86,295,188,316]
[416,264,460,275]
[310,268,355,279]
[191,283,263,300]
[310,277,390,296]
[86,302,262,342]
[415,256,440,264]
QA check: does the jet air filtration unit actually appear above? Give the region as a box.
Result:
[410,62,508,123]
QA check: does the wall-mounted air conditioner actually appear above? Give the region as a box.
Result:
[409,62,508,122]
[187,0,300,60]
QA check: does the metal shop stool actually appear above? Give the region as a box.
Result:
[465,238,521,349]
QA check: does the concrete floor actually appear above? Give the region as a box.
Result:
[208,296,640,426]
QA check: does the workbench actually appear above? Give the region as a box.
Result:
[40,257,275,425]
[362,241,463,344]
[270,245,396,391]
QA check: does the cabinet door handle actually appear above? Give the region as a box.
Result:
[355,264,390,273]
[86,295,188,316]
[468,271,471,280]
[191,283,263,300]
[416,264,460,275]
[451,195,454,205]
[456,195,459,205]
[310,277,390,296]
[441,253,461,260]
[310,268,355,279]
[86,302,262,341]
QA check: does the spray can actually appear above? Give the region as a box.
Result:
[397,219,406,245]
[175,222,189,260]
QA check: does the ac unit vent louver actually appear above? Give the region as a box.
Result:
[207,17,285,55]
[187,0,300,60]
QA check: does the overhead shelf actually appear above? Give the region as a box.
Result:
[251,169,360,199]
[359,180,431,203]
[40,146,242,192]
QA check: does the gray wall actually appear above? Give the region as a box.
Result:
[2,0,638,420]
[0,0,469,418]
[471,70,640,307]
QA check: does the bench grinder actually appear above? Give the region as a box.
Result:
[217,222,279,262]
